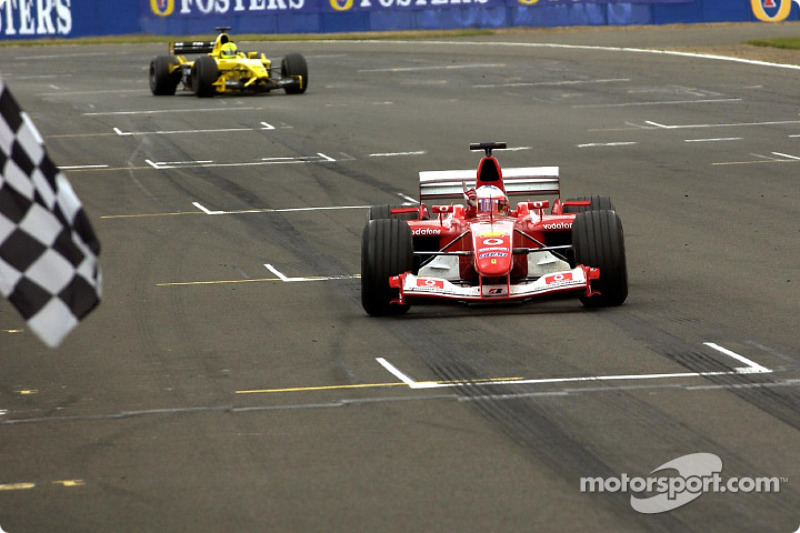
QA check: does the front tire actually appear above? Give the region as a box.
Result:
[281,53,308,95]
[562,195,615,214]
[572,210,628,307]
[149,55,181,96]
[361,219,413,316]
[191,56,218,97]
[367,204,421,222]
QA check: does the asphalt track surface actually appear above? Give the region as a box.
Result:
[1,23,799,532]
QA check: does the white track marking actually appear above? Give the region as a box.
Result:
[475,78,629,89]
[771,152,800,160]
[192,202,222,215]
[263,264,359,283]
[260,154,327,163]
[264,264,289,282]
[192,202,369,216]
[684,137,742,143]
[376,358,416,385]
[113,122,274,136]
[84,107,259,116]
[685,379,800,391]
[303,39,800,72]
[503,146,533,151]
[703,342,772,374]
[396,193,418,204]
[360,63,503,73]
[575,98,741,109]
[145,153,335,170]
[645,119,800,130]
[376,358,439,389]
[368,151,426,157]
[577,142,637,148]
[115,126,256,136]
[376,343,772,390]
[59,164,109,170]
[409,41,800,70]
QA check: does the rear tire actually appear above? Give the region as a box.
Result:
[361,219,413,316]
[191,56,218,97]
[149,55,181,96]
[572,210,628,307]
[562,195,615,214]
[281,53,308,95]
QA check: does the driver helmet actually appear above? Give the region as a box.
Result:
[475,185,509,215]
[220,42,238,59]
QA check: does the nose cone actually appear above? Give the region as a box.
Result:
[472,221,514,277]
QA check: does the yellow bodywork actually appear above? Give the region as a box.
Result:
[173,32,275,94]
[155,29,306,96]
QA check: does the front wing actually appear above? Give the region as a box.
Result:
[390,266,600,304]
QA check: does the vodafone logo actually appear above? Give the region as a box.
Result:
[412,228,441,236]
[545,273,573,285]
[543,222,572,230]
[416,278,445,289]
[482,238,505,246]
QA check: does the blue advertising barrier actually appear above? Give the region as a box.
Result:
[0,0,797,40]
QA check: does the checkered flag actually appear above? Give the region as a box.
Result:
[0,78,101,348]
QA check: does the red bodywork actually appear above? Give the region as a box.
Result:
[386,153,600,305]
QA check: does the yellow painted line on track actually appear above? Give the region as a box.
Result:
[0,483,36,491]
[53,480,86,487]
[237,382,410,394]
[47,132,120,139]
[0,480,85,491]
[158,273,359,287]
[236,377,524,395]
[65,166,163,173]
[101,211,205,220]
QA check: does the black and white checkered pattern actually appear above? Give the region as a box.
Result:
[0,79,101,348]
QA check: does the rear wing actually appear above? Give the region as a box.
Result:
[419,167,560,201]
[170,41,215,55]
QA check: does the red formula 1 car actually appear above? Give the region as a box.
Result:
[360,142,628,315]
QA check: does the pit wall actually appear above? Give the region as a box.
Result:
[0,0,797,40]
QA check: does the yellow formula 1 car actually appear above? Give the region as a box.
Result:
[149,27,308,97]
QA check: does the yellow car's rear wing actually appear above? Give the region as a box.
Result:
[170,41,215,55]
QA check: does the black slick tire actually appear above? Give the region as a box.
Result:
[562,195,615,214]
[191,56,218,97]
[572,210,628,307]
[367,204,420,222]
[361,219,413,316]
[281,53,308,95]
[149,55,181,96]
